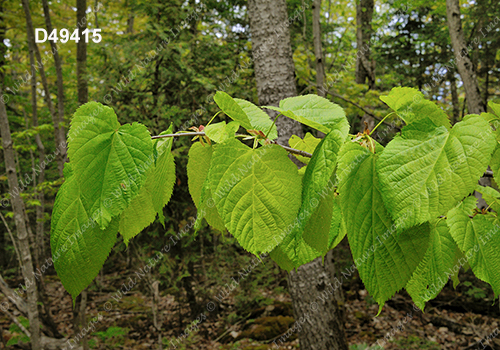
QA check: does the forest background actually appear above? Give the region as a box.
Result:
[1,0,500,349]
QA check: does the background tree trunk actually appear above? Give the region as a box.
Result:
[446,0,485,114]
[247,1,348,349]
[312,0,325,97]
[21,0,65,177]
[355,0,375,89]
[247,0,302,145]
[0,71,42,350]
[41,0,66,147]
[74,1,89,348]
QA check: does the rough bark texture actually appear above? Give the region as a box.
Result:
[247,0,303,145]
[446,0,485,114]
[0,86,42,350]
[247,1,348,349]
[41,0,66,144]
[355,0,375,88]
[288,250,348,350]
[75,2,90,348]
[21,0,65,177]
[77,0,89,105]
[312,0,325,97]
[449,74,460,124]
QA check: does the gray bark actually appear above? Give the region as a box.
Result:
[77,0,89,105]
[21,0,66,177]
[41,0,66,147]
[247,0,303,145]
[0,87,42,350]
[75,1,90,348]
[446,0,485,114]
[449,74,460,124]
[312,0,325,97]
[248,1,348,349]
[355,0,375,89]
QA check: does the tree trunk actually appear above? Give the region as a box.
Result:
[449,73,460,124]
[77,0,89,105]
[312,0,325,97]
[0,66,42,350]
[247,1,348,349]
[21,0,66,177]
[288,250,348,349]
[355,0,375,89]
[41,0,66,146]
[74,2,89,348]
[247,0,303,145]
[446,0,485,114]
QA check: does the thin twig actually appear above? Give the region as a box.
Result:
[2,307,31,338]
[151,132,313,158]
[152,132,204,139]
[0,212,22,267]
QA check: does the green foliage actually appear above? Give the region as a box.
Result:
[377,114,496,230]
[406,220,463,310]
[52,89,500,312]
[208,139,302,255]
[337,141,430,310]
[6,316,30,346]
[266,94,349,135]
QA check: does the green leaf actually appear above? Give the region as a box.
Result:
[377,115,496,230]
[296,129,345,254]
[338,141,430,308]
[204,121,239,143]
[406,220,463,310]
[187,142,225,231]
[118,167,156,244]
[118,130,176,243]
[475,184,500,213]
[51,168,118,300]
[209,139,302,254]
[380,87,451,128]
[152,136,176,224]
[491,144,500,181]
[68,102,154,229]
[447,199,500,295]
[213,91,252,130]
[489,101,500,118]
[234,98,277,140]
[267,95,349,135]
[289,132,321,164]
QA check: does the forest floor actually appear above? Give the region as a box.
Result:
[1,238,500,350]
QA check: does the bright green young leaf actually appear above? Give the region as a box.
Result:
[204,121,239,143]
[208,139,302,254]
[380,87,451,128]
[338,141,430,309]
[475,184,500,213]
[151,136,176,224]
[377,115,496,230]
[491,144,500,181]
[267,95,349,135]
[447,198,500,295]
[187,142,225,232]
[68,102,154,229]
[118,131,176,242]
[213,91,252,130]
[51,166,118,300]
[234,98,277,140]
[296,129,344,253]
[489,101,500,118]
[118,166,156,244]
[406,220,463,310]
[289,132,321,164]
